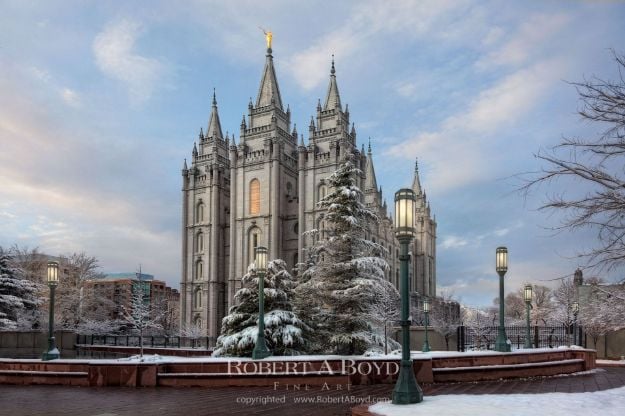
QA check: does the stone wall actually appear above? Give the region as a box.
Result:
[585,329,625,359]
[0,331,76,359]
[393,327,458,352]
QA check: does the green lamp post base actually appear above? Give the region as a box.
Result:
[42,347,60,361]
[392,360,423,404]
[252,336,271,360]
[252,348,271,360]
[495,339,511,352]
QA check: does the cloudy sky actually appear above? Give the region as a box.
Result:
[1,0,624,306]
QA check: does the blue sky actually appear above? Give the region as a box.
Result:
[1,0,624,306]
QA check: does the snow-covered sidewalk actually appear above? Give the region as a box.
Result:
[370,385,625,416]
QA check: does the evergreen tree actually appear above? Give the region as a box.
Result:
[214,259,308,357]
[296,156,399,355]
[0,249,39,330]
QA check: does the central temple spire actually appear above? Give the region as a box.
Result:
[206,89,223,139]
[323,55,341,111]
[255,34,283,110]
[207,89,223,140]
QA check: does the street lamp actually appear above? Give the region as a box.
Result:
[422,298,431,352]
[495,247,511,352]
[392,188,423,405]
[42,261,60,361]
[572,301,579,347]
[524,284,533,349]
[252,246,271,359]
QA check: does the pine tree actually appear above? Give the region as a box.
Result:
[214,259,308,357]
[0,249,39,330]
[295,156,399,355]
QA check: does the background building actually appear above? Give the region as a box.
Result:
[180,44,437,337]
[85,272,180,334]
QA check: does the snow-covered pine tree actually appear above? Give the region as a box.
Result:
[0,249,39,330]
[214,259,308,357]
[295,156,399,355]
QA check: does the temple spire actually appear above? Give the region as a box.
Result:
[323,55,341,111]
[365,146,378,191]
[412,157,422,195]
[255,37,283,109]
[206,89,223,140]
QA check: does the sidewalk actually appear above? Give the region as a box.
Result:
[0,367,623,416]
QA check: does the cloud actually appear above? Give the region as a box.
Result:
[0,211,17,220]
[93,19,164,104]
[386,58,566,192]
[475,13,570,70]
[395,81,419,98]
[284,0,464,91]
[61,88,81,108]
[441,235,469,250]
[0,60,180,280]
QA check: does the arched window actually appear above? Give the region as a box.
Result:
[318,184,328,202]
[196,232,204,252]
[196,201,204,223]
[194,316,202,329]
[194,287,202,308]
[248,227,262,265]
[318,220,326,240]
[249,179,260,215]
[429,258,434,295]
[196,261,203,280]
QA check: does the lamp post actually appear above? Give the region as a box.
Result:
[422,298,431,352]
[495,247,511,352]
[392,188,423,405]
[42,261,60,361]
[252,246,271,359]
[524,284,533,349]
[572,301,579,347]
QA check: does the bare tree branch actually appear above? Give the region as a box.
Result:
[518,51,625,272]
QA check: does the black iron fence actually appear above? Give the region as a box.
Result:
[76,334,217,349]
[456,325,584,352]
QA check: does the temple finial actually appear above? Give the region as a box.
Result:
[415,157,419,173]
[368,137,372,153]
[260,27,272,51]
[331,54,335,75]
[212,88,217,106]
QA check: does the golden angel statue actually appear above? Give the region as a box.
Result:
[260,27,272,49]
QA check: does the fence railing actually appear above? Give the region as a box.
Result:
[456,325,584,352]
[76,334,217,349]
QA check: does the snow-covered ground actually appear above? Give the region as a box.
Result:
[597,359,625,365]
[370,385,625,416]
